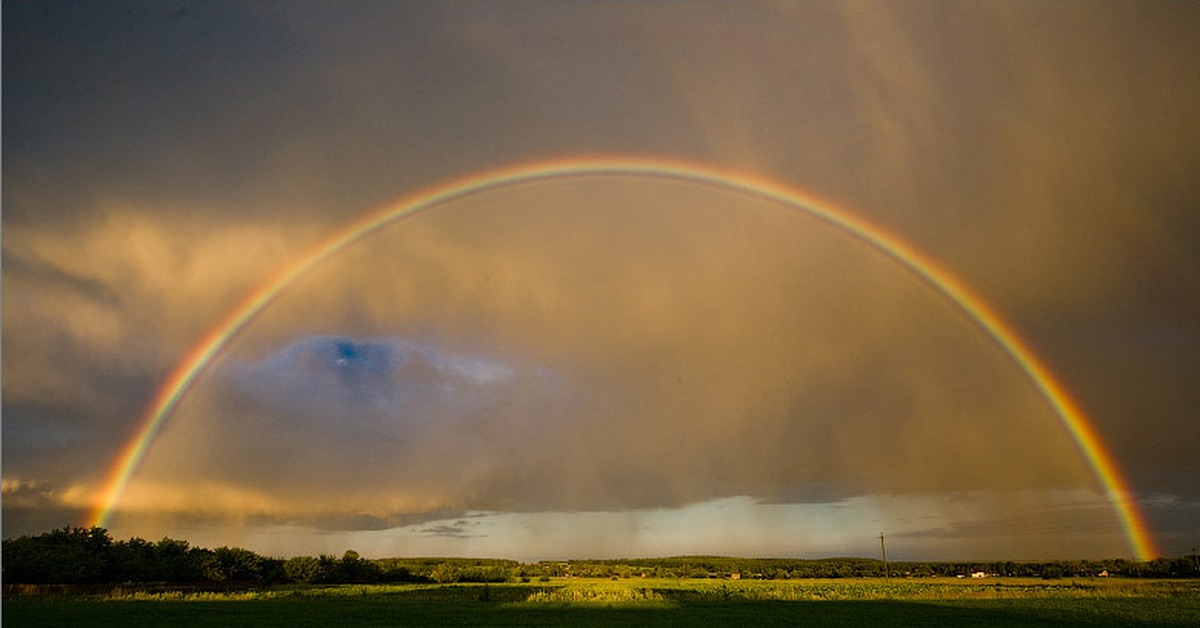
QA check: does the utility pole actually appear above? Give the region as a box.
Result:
[879,533,889,581]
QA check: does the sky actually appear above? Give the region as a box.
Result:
[3,1,1197,562]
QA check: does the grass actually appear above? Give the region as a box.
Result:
[5,578,1199,627]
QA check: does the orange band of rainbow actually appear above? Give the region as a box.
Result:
[85,155,1158,560]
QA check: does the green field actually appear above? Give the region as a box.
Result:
[6,578,1199,627]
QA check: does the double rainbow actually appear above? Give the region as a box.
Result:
[85,156,1158,560]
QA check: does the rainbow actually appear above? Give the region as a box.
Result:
[85,155,1159,560]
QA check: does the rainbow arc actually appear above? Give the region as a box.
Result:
[86,156,1158,560]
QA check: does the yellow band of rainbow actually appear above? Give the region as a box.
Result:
[85,155,1158,560]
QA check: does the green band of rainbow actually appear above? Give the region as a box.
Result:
[85,155,1158,560]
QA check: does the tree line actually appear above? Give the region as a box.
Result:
[544,555,1200,580]
[0,528,519,585]
[3,527,1197,586]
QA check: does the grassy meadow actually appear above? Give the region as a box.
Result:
[5,577,1199,627]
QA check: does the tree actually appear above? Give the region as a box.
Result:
[153,538,212,582]
[210,547,263,582]
[107,537,157,582]
[1,527,112,584]
[337,550,381,583]
[430,562,462,583]
[283,556,322,583]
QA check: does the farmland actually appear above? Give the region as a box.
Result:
[6,529,1199,625]
[6,577,1199,627]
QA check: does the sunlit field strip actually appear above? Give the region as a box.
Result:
[6,578,1199,628]
[9,577,1200,602]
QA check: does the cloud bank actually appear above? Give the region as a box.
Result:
[122,181,1095,532]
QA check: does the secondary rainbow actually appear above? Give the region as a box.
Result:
[85,155,1159,560]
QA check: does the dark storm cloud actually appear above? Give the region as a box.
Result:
[420,522,482,540]
[4,1,468,224]
[1,250,115,305]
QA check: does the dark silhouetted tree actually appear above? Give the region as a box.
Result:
[1,527,112,583]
